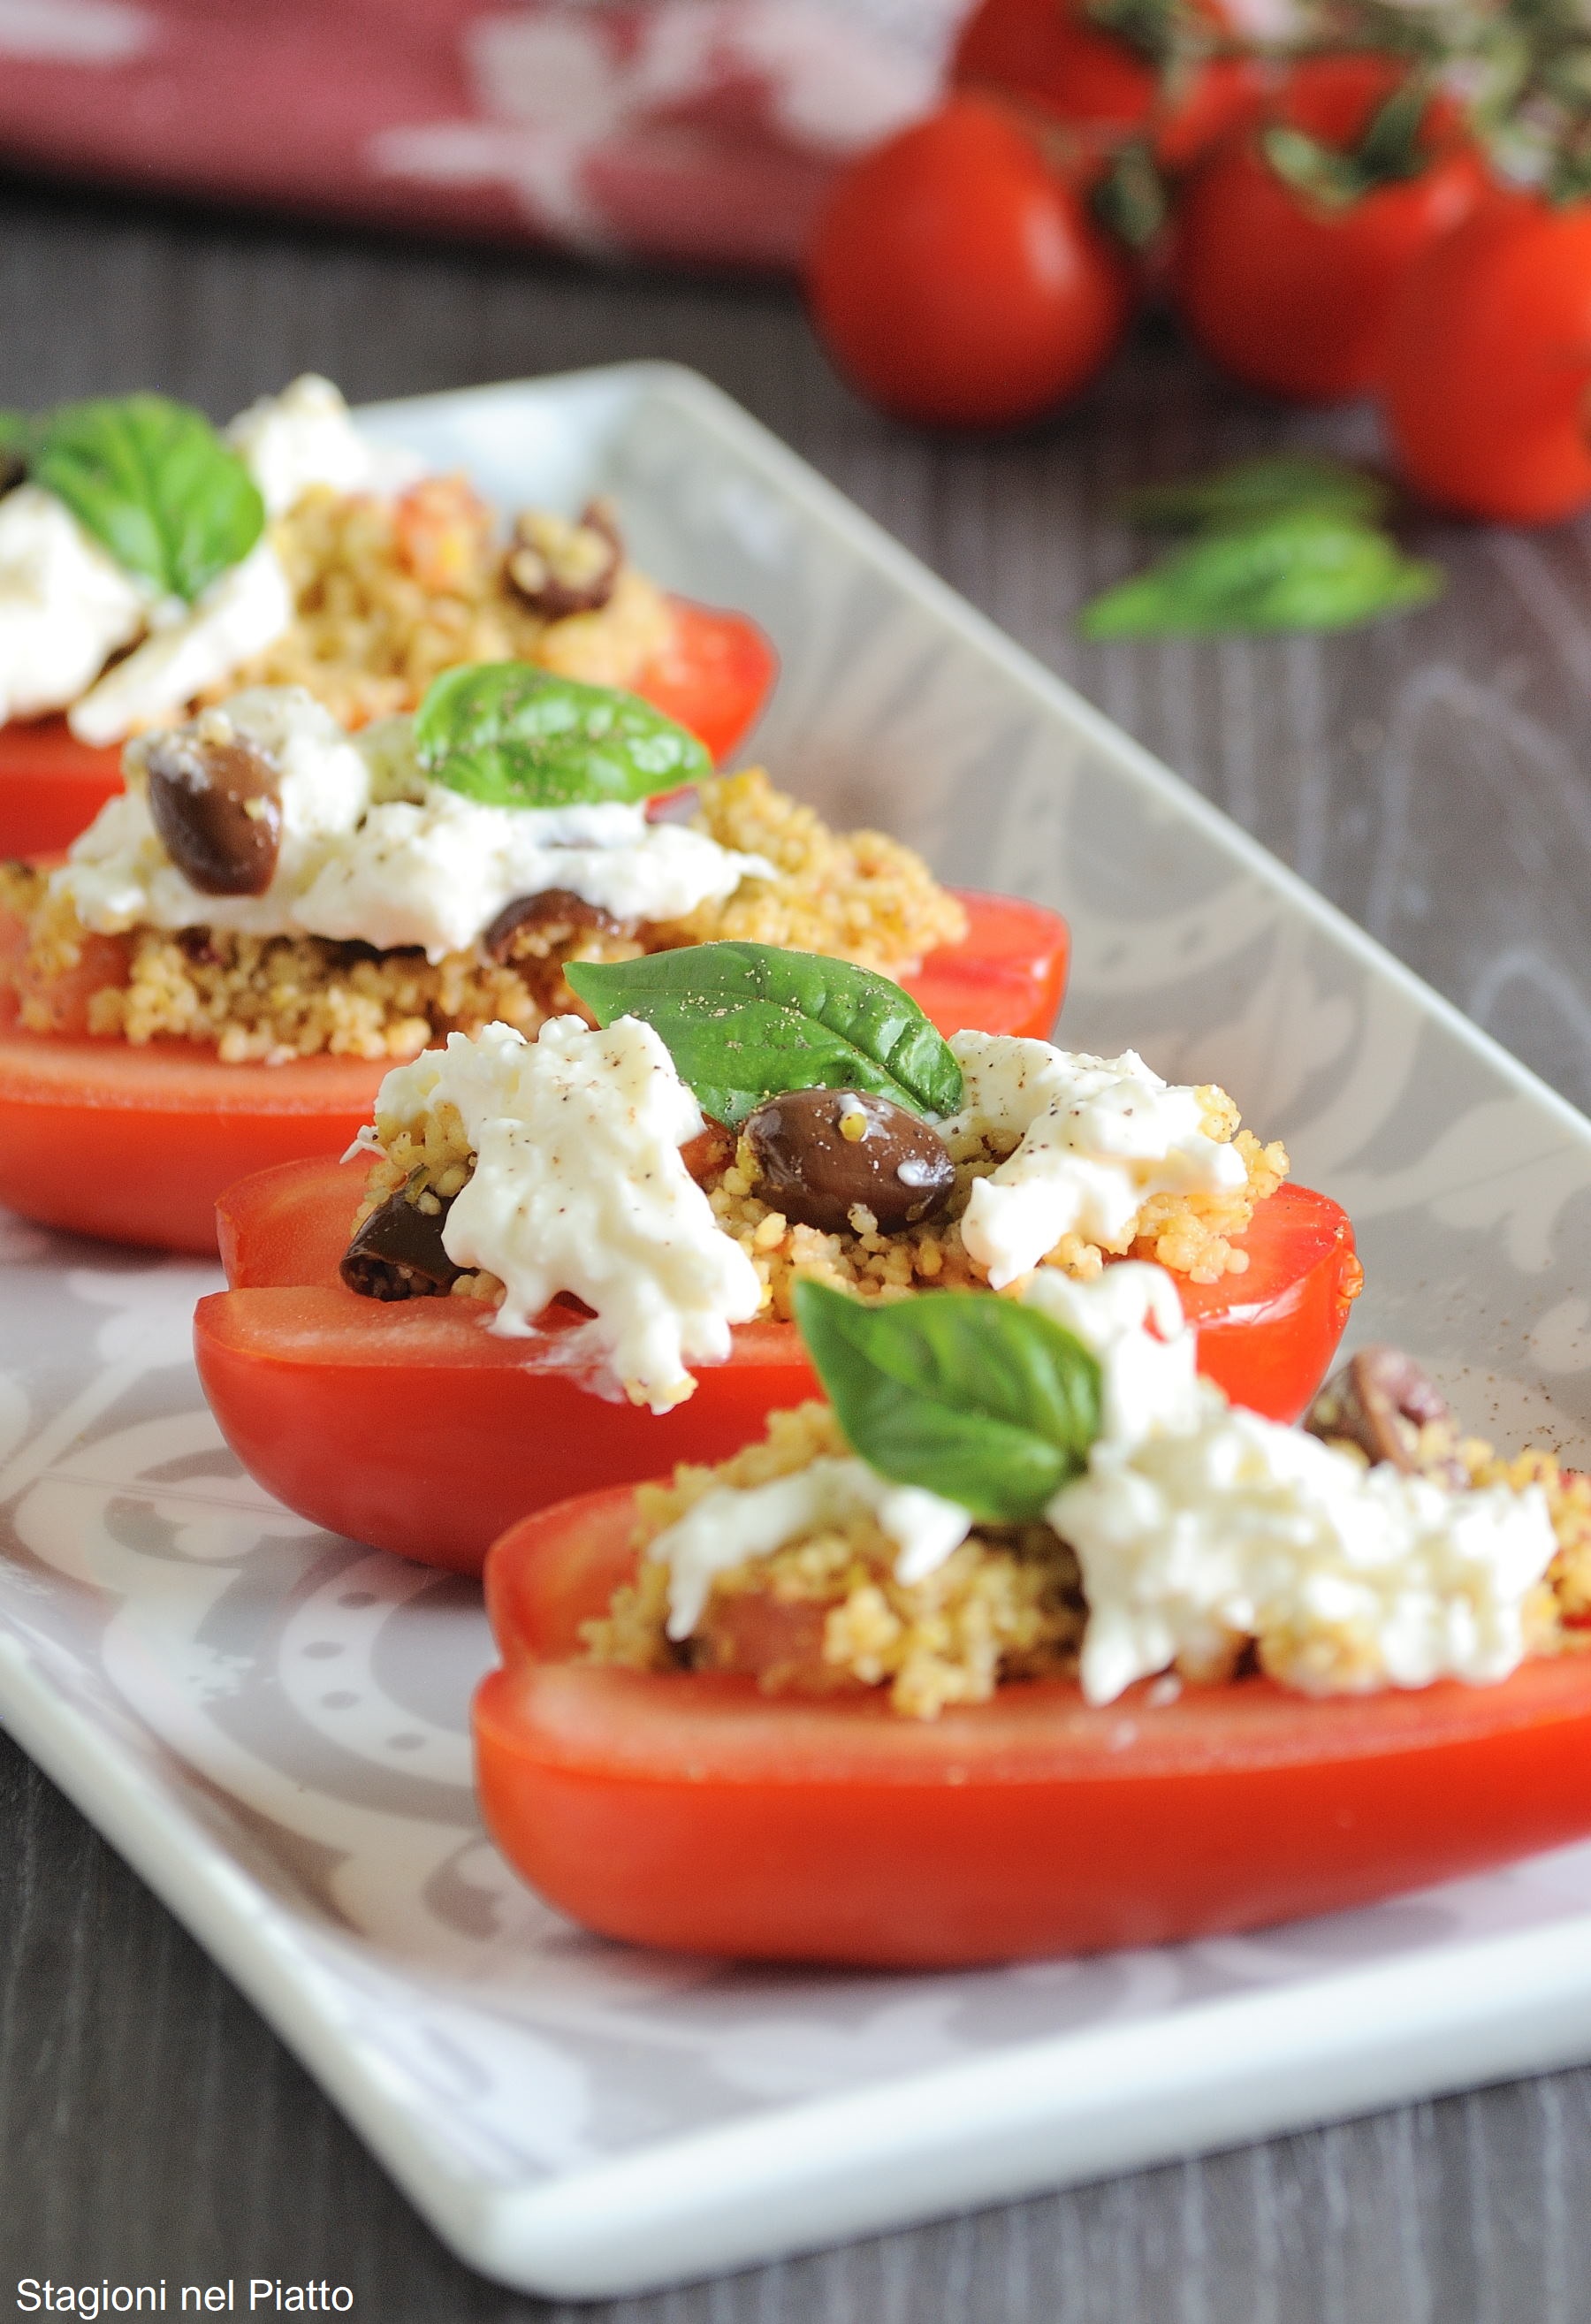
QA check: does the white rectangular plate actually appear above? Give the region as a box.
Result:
[3,363,1589,2299]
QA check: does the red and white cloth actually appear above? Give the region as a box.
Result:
[0,0,967,269]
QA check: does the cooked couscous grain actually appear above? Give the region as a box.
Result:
[209,480,674,731]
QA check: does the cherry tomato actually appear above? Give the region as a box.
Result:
[0,595,778,857]
[1170,57,1488,403]
[952,0,1269,172]
[804,95,1134,429]
[193,1157,1353,1573]
[474,1482,1591,1966]
[0,889,1069,1254]
[1385,189,1591,524]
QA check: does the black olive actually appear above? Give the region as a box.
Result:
[1304,1345,1466,1486]
[483,888,627,964]
[504,498,622,620]
[744,1087,955,1237]
[144,728,282,897]
[340,1190,462,1302]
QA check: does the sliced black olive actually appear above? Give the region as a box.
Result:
[1304,1345,1466,1485]
[505,498,622,620]
[483,888,628,964]
[744,1087,955,1237]
[340,1190,462,1302]
[144,728,282,897]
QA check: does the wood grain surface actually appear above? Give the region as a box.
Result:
[3,174,1590,2321]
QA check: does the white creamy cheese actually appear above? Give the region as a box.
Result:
[4,374,411,742]
[373,1015,763,1413]
[61,686,374,931]
[226,372,414,517]
[0,483,148,725]
[57,684,767,957]
[948,1031,1249,1289]
[68,539,294,746]
[649,1457,974,1639]
[1021,1259,1202,1445]
[1050,1393,1558,1706]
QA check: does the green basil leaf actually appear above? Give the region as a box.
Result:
[794,1280,1102,1523]
[566,942,963,1126]
[1123,454,1390,532]
[0,411,34,456]
[32,394,264,603]
[1080,513,1443,640]
[415,663,711,809]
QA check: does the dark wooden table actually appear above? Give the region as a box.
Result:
[4,173,1591,2323]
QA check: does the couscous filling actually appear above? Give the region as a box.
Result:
[348,1048,1285,1322]
[2,761,965,1064]
[585,1377,1591,1722]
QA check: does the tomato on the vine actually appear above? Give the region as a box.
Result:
[953,0,1270,172]
[804,94,1133,429]
[1385,188,1591,523]
[1170,57,1489,403]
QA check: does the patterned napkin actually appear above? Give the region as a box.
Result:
[0,0,967,267]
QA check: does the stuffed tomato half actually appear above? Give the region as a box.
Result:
[474,1284,1591,1968]
[0,373,775,852]
[2,659,1067,1252]
[195,943,1358,1573]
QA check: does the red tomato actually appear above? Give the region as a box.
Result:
[0,721,122,857]
[1385,189,1591,524]
[0,994,387,1253]
[1170,57,1488,403]
[629,598,775,766]
[193,1157,1354,1573]
[474,1482,1591,1966]
[0,595,778,857]
[952,0,1269,172]
[1182,1180,1361,1425]
[804,95,1133,429]
[0,889,1069,1254]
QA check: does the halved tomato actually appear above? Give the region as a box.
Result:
[0,720,123,857]
[0,595,777,856]
[630,598,776,766]
[193,1158,1355,1573]
[474,1482,1591,1967]
[0,888,1069,1256]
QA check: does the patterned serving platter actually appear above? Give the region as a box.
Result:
[2,364,1589,2298]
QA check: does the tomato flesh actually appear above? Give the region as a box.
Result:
[0,888,1068,1255]
[630,598,776,766]
[0,593,777,857]
[474,1484,1591,1967]
[194,1155,1354,1574]
[0,721,123,856]
[0,996,388,1253]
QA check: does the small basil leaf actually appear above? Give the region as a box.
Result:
[0,411,34,456]
[567,942,963,1126]
[32,394,264,603]
[1123,454,1390,532]
[794,1280,1103,1524]
[1080,514,1443,639]
[415,663,711,809]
